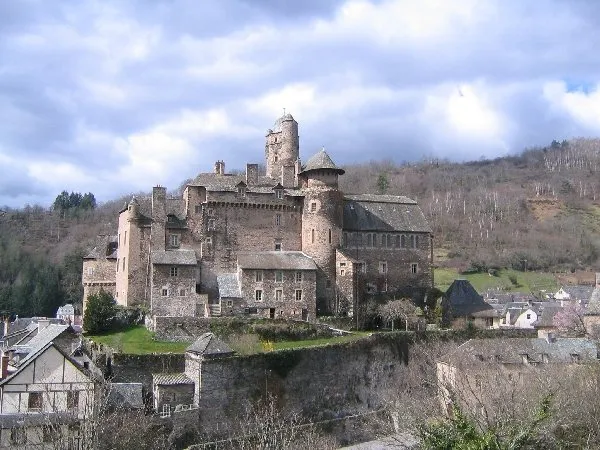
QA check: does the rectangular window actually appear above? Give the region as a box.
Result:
[275,271,283,282]
[410,235,416,248]
[122,257,126,271]
[276,190,283,199]
[162,288,168,296]
[328,229,332,244]
[179,289,186,296]
[379,261,387,274]
[207,219,215,230]
[28,392,43,412]
[311,229,315,243]
[255,270,263,282]
[205,236,212,245]
[170,266,178,277]
[401,235,406,248]
[367,233,373,247]
[274,242,282,251]
[169,234,180,247]
[194,205,202,214]
[310,202,316,212]
[356,262,366,273]
[295,271,302,282]
[275,213,281,226]
[275,289,283,301]
[67,391,79,410]
[339,262,346,267]
[340,269,345,276]
[124,230,127,246]
[255,290,263,302]
[207,208,214,216]
[87,267,94,276]
[227,300,233,307]
[411,263,418,274]
[116,259,119,272]
[395,235,400,248]
[295,290,303,302]
[380,234,386,247]
[415,235,420,248]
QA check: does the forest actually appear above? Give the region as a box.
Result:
[1,138,600,317]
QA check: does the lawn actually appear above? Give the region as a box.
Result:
[271,332,371,351]
[86,325,190,354]
[434,268,558,294]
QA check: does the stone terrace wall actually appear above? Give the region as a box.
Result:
[197,329,538,432]
[153,316,213,341]
[110,353,186,386]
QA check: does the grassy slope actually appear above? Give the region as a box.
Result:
[434,268,558,294]
[270,332,371,351]
[87,325,190,354]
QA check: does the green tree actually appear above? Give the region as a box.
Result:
[376,173,389,194]
[83,290,117,334]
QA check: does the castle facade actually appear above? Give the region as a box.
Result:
[83,114,433,321]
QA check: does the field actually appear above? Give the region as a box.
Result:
[434,268,558,294]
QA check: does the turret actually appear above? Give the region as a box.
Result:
[299,149,345,315]
[265,113,299,181]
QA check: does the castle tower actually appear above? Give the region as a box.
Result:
[265,113,299,183]
[299,148,345,315]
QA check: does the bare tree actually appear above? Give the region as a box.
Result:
[378,298,418,331]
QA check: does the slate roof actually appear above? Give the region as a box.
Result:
[120,196,187,222]
[533,306,563,327]
[237,251,317,270]
[186,332,234,358]
[561,285,595,301]
[11,324,71,366]
[108,383,144,409]
[444,279,493,317]
[343,197,431,233]
[299,149,345,175]
[271,113,295,132]
[0,412,79,428]
[84,235,118,259]
[188,173,281,192]
[439,337,598,367]
[152,373,194,386]
[151,249,197,266]
[217,273,242,299]
[585,288,600,315]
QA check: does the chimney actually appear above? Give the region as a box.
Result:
[214,161,225,175]
[3,318,8,337]
[1,355,8,379]
[37,319,50,332]
[281,165,295,188]
[246,164,259,185]
[151,186,167,251]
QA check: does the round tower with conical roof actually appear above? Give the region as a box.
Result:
[265,113,299,180]
[299,148,345,315]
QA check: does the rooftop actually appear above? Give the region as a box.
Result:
[237,251,317,271]
[187,332,234,357]
[299,148,344,175]
[151,249,197,266]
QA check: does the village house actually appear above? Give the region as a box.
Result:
[437,336,599,417]
[441,279,499,328]
[0,324,98,449]
[83,113,433,322]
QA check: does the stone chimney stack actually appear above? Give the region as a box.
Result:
[214,161,225,175]
[151,186,167,251]
[246,164,259,185]
[37,319,50,332]
[281,165,295,188]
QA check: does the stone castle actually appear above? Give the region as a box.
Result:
[83,113,433,321]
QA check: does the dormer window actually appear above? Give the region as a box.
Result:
[237,183,247,198]
[275,189,283,199]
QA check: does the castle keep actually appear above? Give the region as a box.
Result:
[83,114,433,320]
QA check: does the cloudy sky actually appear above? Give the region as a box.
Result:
[1,0,600,208]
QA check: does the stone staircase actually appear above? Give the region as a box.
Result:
[208,303,221,317]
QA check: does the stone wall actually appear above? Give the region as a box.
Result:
[82,258,116,313]
[153,316,213,341]
[151,264,200,317]
[110,353,186,386]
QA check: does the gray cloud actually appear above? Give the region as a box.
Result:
[1,0,600,207]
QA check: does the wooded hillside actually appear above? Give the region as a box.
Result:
[1,138,600,316]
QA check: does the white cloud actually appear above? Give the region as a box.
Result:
[543,82,600,132]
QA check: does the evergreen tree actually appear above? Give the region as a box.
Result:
[83,290,117,334]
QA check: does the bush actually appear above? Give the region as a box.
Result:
[83,290,118,334]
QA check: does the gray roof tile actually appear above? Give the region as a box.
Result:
[186,332,234,357]
[440,337,598,367]
[237,251,317,270]
[151,249,197,266]
[152,373,194,386]
[343,197,431,233]
[300,149,344,174]
[444,279,493,317]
